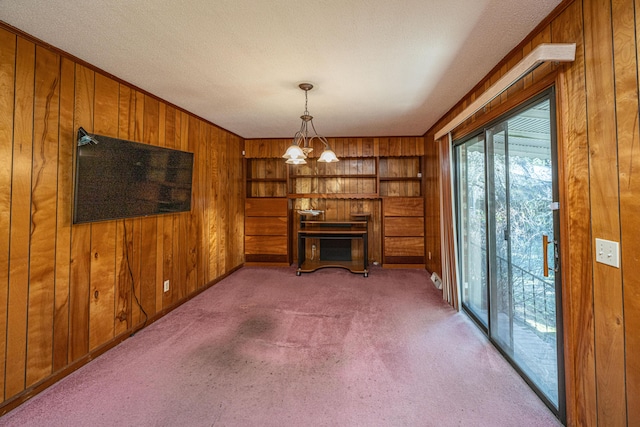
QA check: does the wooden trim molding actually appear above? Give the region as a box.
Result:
[435,43,576,140]
[452,72,558,141]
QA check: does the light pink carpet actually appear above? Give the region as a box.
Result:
[1,267,561,426]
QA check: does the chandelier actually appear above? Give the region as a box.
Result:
[282,83,338,165]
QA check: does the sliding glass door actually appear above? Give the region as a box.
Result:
[456,135,488,327]
[455,90,564,417]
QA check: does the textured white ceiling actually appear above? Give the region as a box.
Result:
[0,0,561,138]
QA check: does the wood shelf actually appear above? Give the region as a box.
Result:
[290,174,378,179]
[246,178,287,182]
[379,176,421,181]
[288,193,380,199]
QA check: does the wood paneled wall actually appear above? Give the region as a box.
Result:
[0,25,244,410]
[426,0,639,425]
[245,137,426,266]
[423,135,441,276]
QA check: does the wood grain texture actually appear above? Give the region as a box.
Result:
[383,237,424,257]
[88,222,116,350]
[53,56,75,371]
[551,2,596,425]
[384,217,425,237]
[5,34,31,398]
[208,126,219,283]
[383,197,424,217]
[26,45,60,387]
[0,28,15,402]
[69,64,94,362]
[423,133,441,277]
[156,102,166,312]
[246,198,288,216]
[88,73,118,351]
[0,26,245,409]
[618,0,640,424]
[584,1,627,424]
[245,217,287,236]
[231,135,245,270]
[217,123,229,278]
[245,137,423,159]
[245,236,288,255]
[186,116,200,294]
[114,84,135,336]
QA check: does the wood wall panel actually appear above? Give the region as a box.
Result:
[583,1,626,424]
[69,65,94,362]
[186,116,199,294]
[217,127,229,277]
[114,85,135,336]
[53,56,74,372]
[0,23,245,412]
[0,28,15,402]
[425,0,640,424]
[245,136,423,159]
[552,2,596,425]
[614,0,640,425]
[625,2,640,424]
[26,45,60,387]
[424,133,441,276]
[88,73,118,351]
[5,34,32,399]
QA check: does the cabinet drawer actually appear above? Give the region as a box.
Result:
[384,217,424,237]
[245,236,288,255]
[245,198,288,216]
[384,237,424,257]
[384,197,424,217]
[245,217,287,236]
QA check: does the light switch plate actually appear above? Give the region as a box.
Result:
[595,238,620,268]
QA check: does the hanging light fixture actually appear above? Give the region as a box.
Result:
[282,83,339,164]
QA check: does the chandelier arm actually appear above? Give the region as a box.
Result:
[319,136,331,149]
[309,121,331,148]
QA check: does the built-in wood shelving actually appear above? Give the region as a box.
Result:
[244,137,426,267]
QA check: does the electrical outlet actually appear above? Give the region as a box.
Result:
[163,280,170,292]
[595,238,620,268]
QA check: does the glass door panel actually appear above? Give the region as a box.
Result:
[487,125,515,353]
[496,99,559,406]
[456,136,488,327]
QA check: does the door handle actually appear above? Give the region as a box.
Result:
[542,235,558,277]
[543,235,550,277]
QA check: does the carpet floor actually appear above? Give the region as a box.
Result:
[1,266,561,426]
